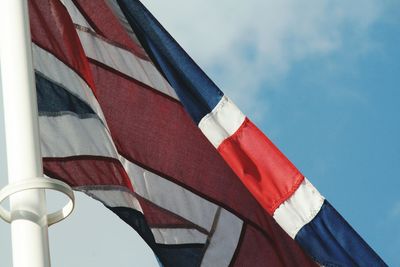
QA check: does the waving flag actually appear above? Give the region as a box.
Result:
[30,0,386,266]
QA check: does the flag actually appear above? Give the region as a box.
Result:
[30,0,386,266]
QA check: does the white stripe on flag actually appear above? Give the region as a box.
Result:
[59,0,94,30]
[273,178,325,238]
[201,208,243,267]
[76,29,179,100]
[105,0,144,46]
[199,96,246,148]
[78,187,143,212]
[151,228,208,245]
[39,115,117,158]
[119,156,218,232]
[32,44,106,123]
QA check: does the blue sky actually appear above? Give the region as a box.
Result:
[1,0,399,266]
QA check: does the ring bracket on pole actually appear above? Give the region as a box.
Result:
[0,178,75,226]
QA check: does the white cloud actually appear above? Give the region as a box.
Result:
[140,0,383,116]
[392,202,400,217]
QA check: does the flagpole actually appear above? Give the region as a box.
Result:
[0,0,50,266]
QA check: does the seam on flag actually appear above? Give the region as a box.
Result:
[75,24,147,60]
[70,0,105,36]
[273,178,325,238]
[88,58,180,104]
[218,117,305,214]
[271,173,305,214]
[78,28,178,99]
[43,155,134,191]
[199,95,246,148]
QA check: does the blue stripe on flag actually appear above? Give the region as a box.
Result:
[117,0,223,124]
[109,206,205,267]
[295,200,387,267]
[36,72,96,117]
[109,206,157,246]
[156,244,205,267]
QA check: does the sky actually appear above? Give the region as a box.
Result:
[1,0,400,266]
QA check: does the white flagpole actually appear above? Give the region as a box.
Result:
[0,0,51,266]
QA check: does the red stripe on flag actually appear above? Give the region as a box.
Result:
[43,156,133,191]
[232,224,316,267]
[72,0,148,60]
[29,0,95,91]
[218,118,304,214]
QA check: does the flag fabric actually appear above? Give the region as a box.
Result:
[29,0,386,266]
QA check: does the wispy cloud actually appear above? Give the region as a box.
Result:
[391,202,400,217]
[141,0,384,115]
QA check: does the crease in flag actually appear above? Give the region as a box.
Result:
[30,0,386,266]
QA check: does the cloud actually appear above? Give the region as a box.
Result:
[141,0,384,116]
[391,202,400,217]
